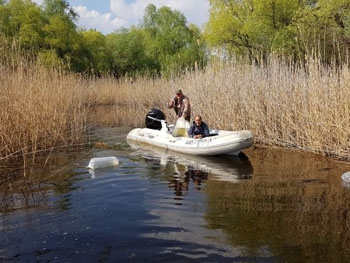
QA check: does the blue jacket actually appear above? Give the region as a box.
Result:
[188,121,210,138]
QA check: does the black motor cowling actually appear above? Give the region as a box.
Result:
[145,108,166,130]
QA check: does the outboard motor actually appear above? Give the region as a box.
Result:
[145,108,166,130]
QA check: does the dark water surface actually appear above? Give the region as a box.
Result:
[1,126,350,263]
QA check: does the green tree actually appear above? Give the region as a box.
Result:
[105,27,154,78]
[204,0,350,64]
[141,4,206,77]
[293,0,350,64]
[0,1,207,76]
[41,0,88,71]
[0,1,11,42]
[42,0,77,21]
[2,0,46,50]
[81,30,108,75]
[204,0,303,62]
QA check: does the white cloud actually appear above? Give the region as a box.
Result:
[110,0,209,29]
[110,0,142,21]
[32,0,43,5]
[74,6,127,33]
[31,0,210,35]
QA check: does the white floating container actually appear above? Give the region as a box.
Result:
[341,172,350,187]
[87,156,119,170]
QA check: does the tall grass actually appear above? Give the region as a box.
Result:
[102,57,350,160]
[174,58,350,160]
[0,64,90,166]
[1,56,349,165]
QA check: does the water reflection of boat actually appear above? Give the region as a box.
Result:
[128,142,253,183]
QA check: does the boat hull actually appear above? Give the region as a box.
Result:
[127,127,254,156]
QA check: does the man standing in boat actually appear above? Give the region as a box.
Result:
[168,89,191,121]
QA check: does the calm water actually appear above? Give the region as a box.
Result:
[1,127,350,263]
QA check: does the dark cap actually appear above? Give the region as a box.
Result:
[176,89,183,94]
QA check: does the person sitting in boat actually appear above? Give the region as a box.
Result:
[168,89,191,121]
[188,115,210,139]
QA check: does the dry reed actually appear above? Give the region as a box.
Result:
[1,56,349,165]
[94,57,349,160]
[176,58,350,160]
[0,65,90,167]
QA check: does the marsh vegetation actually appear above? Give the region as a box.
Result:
[1,56,349,168]
[1,0,350,167]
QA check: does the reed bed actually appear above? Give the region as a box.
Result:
[0,65,91,167]
[1,56,349,166]
[98,57,350,160]
[174,58,350,160]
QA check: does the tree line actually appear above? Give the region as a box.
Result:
[0,0,206,78]
[205,0,350,65]
[1,0,349,78]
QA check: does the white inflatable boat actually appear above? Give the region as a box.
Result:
[127,109,254,156]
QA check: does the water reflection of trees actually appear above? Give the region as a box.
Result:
[0,168,47,214]
[0,152,85,214]
[204,146,350,261]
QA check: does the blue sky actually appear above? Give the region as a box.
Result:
[32,0,210,35]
